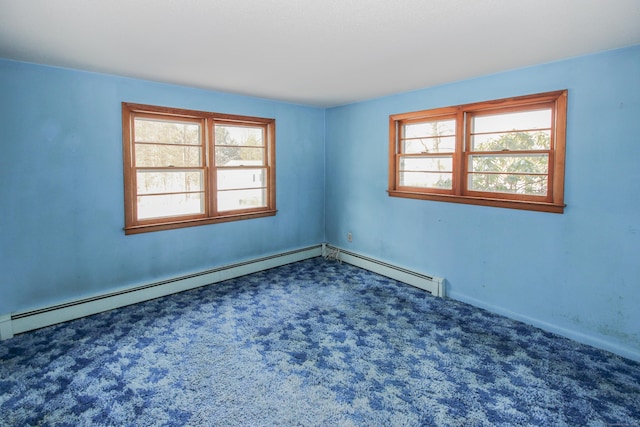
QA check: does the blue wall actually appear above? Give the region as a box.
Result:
[0,60,326,314]
[2,45,639,361]
[325,45,640,360]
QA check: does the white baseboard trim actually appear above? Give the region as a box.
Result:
[449,292,640,363]
[3,245,322,340]
[328,245,445,297]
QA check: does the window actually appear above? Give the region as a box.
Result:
[388,90,567,213]
[122,103,276,234]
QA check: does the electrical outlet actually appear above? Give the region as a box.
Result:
[347,232,352,242]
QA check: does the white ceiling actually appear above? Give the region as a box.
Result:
[1,0,639,107]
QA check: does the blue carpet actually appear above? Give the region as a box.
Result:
[1,257,639,426]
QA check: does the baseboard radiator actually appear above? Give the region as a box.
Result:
[323,244,445,298]
[0,244,445,341]
[0,245,322,340]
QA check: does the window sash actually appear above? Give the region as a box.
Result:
[397,153,454,192]
[463,103,555,202]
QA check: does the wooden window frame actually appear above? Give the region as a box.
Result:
[388,90,567,213]
[122,103,276,234]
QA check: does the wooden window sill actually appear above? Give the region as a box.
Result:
[124,210,277,235]
[388,190,565,213]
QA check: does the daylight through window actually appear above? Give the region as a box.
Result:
[388,90,567,213]
[122,103,276,234]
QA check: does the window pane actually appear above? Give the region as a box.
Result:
[137,193,205,220]
[471,109,551,134]
[135,144,202,167]
[137,171,204,195]
[215,125,264,146]
[468,173,547,196]
[403,136,455,154]
[217,169,266,190]
[469,154,548,174]
[400,172,452,189]
[471,130,551,151]
[134,119,200,145]
[404,119,456,138]
[218,189,266,212]
[215,147,264,166]
[400,156,453,172]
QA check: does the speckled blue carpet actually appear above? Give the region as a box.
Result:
[1,257,639,426]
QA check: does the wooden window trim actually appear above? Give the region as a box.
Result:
[388,90,568,213]
[122,103,276,235]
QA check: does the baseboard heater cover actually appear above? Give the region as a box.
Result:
[329,245,445,297]
[1,245,322,340]
[1,244,444,341]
